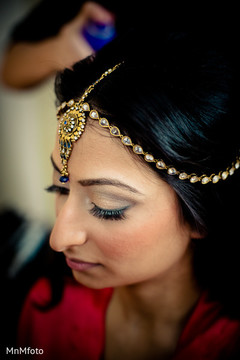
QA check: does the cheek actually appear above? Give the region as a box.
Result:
[95,209,186,263]
[91,223,150,263]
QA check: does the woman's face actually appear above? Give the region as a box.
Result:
[50,120,196,289]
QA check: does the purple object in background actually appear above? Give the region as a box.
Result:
[82,20,116,51]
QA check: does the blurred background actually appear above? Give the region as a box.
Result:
[0,0,56,227]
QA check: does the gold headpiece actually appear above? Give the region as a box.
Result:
[56,63,240,184]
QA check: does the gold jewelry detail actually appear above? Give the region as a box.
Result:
[56,63,122,183]
[56,64,240,184]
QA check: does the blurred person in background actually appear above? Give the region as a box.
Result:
[1,1,116,88]
[0,0,155,89]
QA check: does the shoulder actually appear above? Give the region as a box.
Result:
[175,291,240,359]
[24,276,112,308]
[18,277,113,359]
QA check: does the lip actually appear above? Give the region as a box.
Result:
[65,257,100,272]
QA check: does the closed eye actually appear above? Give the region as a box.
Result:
[89,203,129,221]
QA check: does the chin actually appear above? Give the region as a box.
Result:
[72,269,112,290]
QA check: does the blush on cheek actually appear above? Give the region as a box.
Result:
[99,233,137,261]
[98,207,186,264]
[97,221,159,262]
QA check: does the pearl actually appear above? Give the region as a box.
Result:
[179,172,188,180]
[67,100,74,106]
[201,176,210,184]
[100,118,109,127]
[144,154,154,162]
[156,161,166,169]
[190,176,199,183]
[222,171,228,180]
[90,110,99,119]
[82,103,90,111]
[229,167,235,175]
[110,127,120,136]
[167,167,177,175]
[133,145,143,154]
[122,136,132,146]
[212,175,220,183]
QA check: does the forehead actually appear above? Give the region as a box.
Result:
[53,119,173,194]
[52,118,180,215]
[54,120,149,181]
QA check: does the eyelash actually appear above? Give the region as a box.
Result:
[45,184,69,195]
[90,204,128,221]
[45,185,128,221]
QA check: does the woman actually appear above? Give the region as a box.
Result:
[18,30,240,359]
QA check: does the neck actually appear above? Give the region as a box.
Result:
[112,249,201,327]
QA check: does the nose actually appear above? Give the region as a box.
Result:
[50,197,87,252]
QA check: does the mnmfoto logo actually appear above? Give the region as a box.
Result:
[6,347,44,355]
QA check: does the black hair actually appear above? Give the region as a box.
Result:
[55,29,240,317]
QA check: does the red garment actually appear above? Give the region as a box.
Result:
[18,277,240,360]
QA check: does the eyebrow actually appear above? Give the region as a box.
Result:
[79,178,142,194]
[50,155,142,195]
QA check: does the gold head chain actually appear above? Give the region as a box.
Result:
[56,62,240,184]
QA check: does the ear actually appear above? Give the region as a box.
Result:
[190,226,206,240]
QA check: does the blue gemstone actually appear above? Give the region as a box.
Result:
[59,176,69,183]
